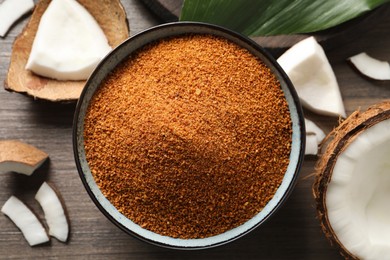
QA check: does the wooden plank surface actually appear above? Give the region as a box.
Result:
[0,0,389,259]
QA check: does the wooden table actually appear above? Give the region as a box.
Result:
[0,1,389,259]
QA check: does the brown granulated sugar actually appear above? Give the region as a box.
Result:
[84,34,292,239]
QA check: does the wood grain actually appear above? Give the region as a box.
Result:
[0,0,389,259]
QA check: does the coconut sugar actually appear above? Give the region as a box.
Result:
[84,34,292,239]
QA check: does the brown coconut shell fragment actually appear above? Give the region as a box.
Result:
[313,101,390,259]
[5,0,129,102]
[0,140,49,175]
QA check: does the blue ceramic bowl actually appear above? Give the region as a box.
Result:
[73,22,305,249]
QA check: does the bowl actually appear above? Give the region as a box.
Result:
[73,22,305,249]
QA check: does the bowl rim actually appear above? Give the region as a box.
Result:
[73,21,305,250]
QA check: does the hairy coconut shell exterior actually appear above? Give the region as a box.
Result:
[313,101,390,259]
[5,0,129,102]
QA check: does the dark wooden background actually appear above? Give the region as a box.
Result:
[0,0,389,259]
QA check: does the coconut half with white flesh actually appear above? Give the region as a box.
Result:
[277,36,346,118]
[5,0,129,101]
[1,196,49,246]
[313,101,390,259]
[35,182,69,242]
[348,52,390,81]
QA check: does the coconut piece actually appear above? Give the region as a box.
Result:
[5,0,129,102]
[0,140,48,175]
[304,118,326,155]
[305,134,319,155]
[277,36,346,118]
[348,52,390,81]
[25,0,112,81]
[0,0,34,37]
[35,182,69,242]
[313,101,390,259]
[305,118,326,144]
[1,196,49,246]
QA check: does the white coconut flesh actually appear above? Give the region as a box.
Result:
[304,118,326,155]
[348,52,390,81]
[25,0,112,80]
[277,36,346,118]
[0,160,46,176]
[305,134,319,155]
[0,0,34,37]
[35,182,69,242]
[1,196,49,246]
[326,118,390,259]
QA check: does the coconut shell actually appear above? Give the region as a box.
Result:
[0,140,49,175]
[313,101,390,259]
[5,0,129,102]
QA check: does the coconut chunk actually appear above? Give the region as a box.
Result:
[314,102,390,259]
[348,52,390,81]
[1,196,49,246]
[5,0,129,101]
[25,0,112,80]
[0,0,34,37]
[304,118,325,155]
[305,134,319,155]
[0,140,48,175]
[35,182,69,242]
[277,36,346,118]
[305,118,325,143]
[328,129,390,259]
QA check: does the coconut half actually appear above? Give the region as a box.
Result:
[5,0,129,101]
[313,101,390,259]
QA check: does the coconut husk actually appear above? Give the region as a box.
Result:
[313,101,390,259]
[5,0,129,102]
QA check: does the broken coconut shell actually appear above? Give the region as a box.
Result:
[5,0,129,102]
[0,139,48,175]
[313,101,390,259]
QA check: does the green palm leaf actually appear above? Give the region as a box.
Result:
[180,0,390,36]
